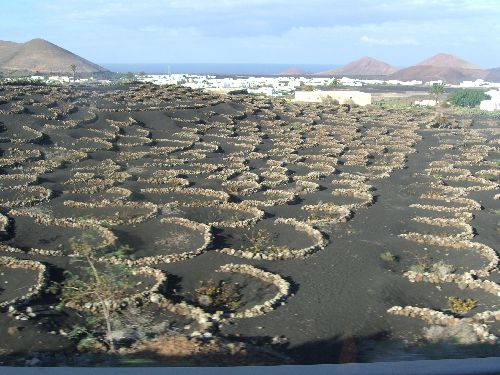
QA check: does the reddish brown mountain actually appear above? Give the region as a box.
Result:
[416,53,482,70]
[389,65,487,82]
[0,38,107,74]
[278,66,307,76]
[317,56,397,76]
[390,53,487,83]
[486,68,500,82]
[0,41,19,62]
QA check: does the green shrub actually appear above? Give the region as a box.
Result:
[322,96,339,105]
[432,173,444,180]
[380,251,397,262]
[434,115,452,128]
[408,264,426,273]
[77,336,104,352]
[194,279,242,312]
[431,261,455,276]
[448,297,477,314]
[451,106,500,119]
[449,89,490,108]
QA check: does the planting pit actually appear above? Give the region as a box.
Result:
[0,84,498,364]
[3,214,114,256]
[179,272,279,315]
[111,217,211,265]
[0,264,40,307]
[179,204,263,228]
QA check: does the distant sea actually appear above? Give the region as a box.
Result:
[101,63,336,76]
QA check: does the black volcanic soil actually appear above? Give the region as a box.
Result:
[0,83,498,366]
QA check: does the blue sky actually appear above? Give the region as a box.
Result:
[2,0,499,67]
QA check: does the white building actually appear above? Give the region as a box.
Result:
[48,75,71,83]
[480,89,500,111]
[294,90,372,106]
[248,87,274,96]
[339,77,362,87]
[386,79,423,86]
[414,99,437,107]
[454,79,500,89]
[459,79,487,88]
[426,80,444,86]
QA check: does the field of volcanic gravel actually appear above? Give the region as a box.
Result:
[0,83,498,365]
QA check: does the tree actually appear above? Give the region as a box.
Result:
[54,235,136,352]
[429,83,445,103]
[448,89,491,108]
[122,72,136,83]
[70,64,77,82]
[329,78,341,88]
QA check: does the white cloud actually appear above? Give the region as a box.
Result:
[360,35,419,46]
[139,26,199,37]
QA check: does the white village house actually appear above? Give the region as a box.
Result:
[414,99,437,107]
[294,90,372,106]
[480,89,500,111]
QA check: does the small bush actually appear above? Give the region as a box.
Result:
[408,264,426,273]
[194,279,242,312]
[431,261,455,277]
[380,251,397,262]
[432,173,444,180]
[343,99,355,106]
[241,228,288,254]
[322,96,339,105]
[448,297,477,314]
[77,336,104,352]
[434,115,452,128]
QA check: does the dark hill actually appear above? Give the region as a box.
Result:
[0,38,107,74]
[318,56,397,76]
[389,53,487,83]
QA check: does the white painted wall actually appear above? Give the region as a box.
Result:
[480,89,500,111]
[294,90,372,106]
[415,99,437,107]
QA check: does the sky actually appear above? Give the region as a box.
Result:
[1,0,499,67]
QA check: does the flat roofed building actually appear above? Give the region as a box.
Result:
[480,89,500,111]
